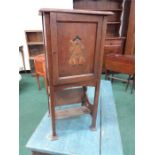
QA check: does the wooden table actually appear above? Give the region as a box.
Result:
[26,80,123,155]
[105,54,135,82]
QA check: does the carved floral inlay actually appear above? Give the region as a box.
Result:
[68,36,86,66]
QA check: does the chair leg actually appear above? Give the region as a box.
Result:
[43,76,48,94]
[105,69,110,80]
[36,75,40,90]
[125,75,131,91]
[111,72,114,83]
[90,82,100,131]
[131,75,135,94]
[105,69,108,80]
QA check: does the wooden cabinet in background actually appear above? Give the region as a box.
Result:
[73,0,134,70]
[103,37,125,68]
[25,30,44,75]
[124,0,135,55]
[74,0,124,36]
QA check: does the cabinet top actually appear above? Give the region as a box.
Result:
[39,8,113,16]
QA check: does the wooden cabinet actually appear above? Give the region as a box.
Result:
[104,38,124,57]
[124,0,135,55]
[49,12,105,85]
[25,30,44,75]
[39,8,112,139]
[73,0,125,38]
[103,37,125,68]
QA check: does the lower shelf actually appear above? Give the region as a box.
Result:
[55,106,91,119]
[55,87,84,106]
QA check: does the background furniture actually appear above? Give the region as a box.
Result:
[73,0,135,70]
[40,8,112,139]
[124,0,135,55]
[33,54,47,92]
[25,30,44,75]
[105,53,135,92]
[19,46,26,72]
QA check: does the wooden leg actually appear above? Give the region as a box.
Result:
[50,92,58,140]
[48,98,50,116]
[81,86,93,113]
[90,82,100,131]
[43,76,48,94]
[106,70,111,81]
[111,72,114,83]
[81,86,87,106]
[105,69,108,80]
[44,76,50,115]
[36,75,40,90]
[131,74,135,94]
[125,75,131,91]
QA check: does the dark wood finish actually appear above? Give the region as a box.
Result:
[103,37,125,70]
[55,106,91,119]
[73,0,123,11]
[104,38,125,54]
[105,54,135,89]
[73,0,125,71]
[105,54,135,74]
[121,0,131,37]
[124,0,135,55]
[73,0,123,39]
[73,0,134,70]
[25,30,44,75]
[40,8,111,139]
[39,8,113,15]
[55,87,84,106]
[125,74,135,93]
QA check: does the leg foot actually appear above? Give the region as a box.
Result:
[48,134,58,141]
[90,125,97,131]
[36,75,40,90]
[125,75,131,91]
[51,135,58,141]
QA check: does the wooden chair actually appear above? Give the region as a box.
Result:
[105,53,135,93]
[34,54,47,93]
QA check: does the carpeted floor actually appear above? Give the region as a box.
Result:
[19,73,135,155]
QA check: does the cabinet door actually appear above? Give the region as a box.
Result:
[50,13,103,85]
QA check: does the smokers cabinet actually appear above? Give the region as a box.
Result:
[39,9,112,139]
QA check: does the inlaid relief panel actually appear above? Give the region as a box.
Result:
[57,22,97,77]
[69,36,86,66]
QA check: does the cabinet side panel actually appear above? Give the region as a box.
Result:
[42,13,53,89]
